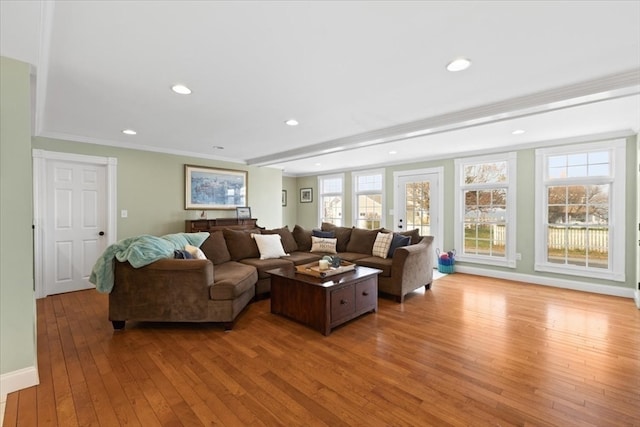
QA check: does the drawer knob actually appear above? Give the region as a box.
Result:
[362,291,369,296]
[340,299,348,305]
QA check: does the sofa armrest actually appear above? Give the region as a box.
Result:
[110,259,214,322]
[390,236,434,291]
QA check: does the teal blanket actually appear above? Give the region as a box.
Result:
[90,232,209,293]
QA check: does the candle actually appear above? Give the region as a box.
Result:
[318,260,329,270]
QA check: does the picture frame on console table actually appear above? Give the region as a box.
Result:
[236,206,252,220]
[185,164,247,210]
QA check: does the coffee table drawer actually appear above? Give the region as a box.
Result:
[330,286,355,321]
[355,278,377,311]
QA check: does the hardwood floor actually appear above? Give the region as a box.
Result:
[4,273,640,426]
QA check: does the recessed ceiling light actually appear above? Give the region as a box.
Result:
[389,150,397,155]
[285,119,299,126]
[314,162,321,166]
[122,129,137,135]
[171,84,192,95]
[446,58,471,72]
[512,129,526,135]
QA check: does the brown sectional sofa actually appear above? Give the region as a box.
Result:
[109,224,434,330]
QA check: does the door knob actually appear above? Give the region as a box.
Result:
[99,231,105,236]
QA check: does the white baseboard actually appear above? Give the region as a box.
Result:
[0,366,39,403]
[455,265,636,299]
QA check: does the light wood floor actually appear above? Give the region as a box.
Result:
[4,273,640,426]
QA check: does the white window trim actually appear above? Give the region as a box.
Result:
[317,173,344,226]
[534,139,625,282]
[352,168,385,228]
[454,152,517,268]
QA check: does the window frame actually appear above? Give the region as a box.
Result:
[454,152,517,268]
[317,173,344,226]
[534,139,626,281]
[352,169,385,229]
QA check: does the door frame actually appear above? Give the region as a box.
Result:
[33,149,117,298]
[393,167,444,263]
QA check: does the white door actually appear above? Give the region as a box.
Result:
[394,168,444,264]
[44,160,108,295]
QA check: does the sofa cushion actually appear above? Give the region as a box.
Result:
[261,226,298,253]
[251,233,288,259]
[356,256,392,277]
[286,251,322,265]
[400,228,421,245]
[346,228,380,254]
[292,225,312,252]
[210,261,257,300]
[239,257,294,279]
[372,232,394,258]
[387,233,411,258]
[310,236,337,254]
[199,231,231,265]
[336,252,371,263]
[321,223,353,252]
[223,228,260,261]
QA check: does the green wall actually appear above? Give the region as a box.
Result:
[296,136,639,292]
[32,138,284,238]
[0,57,37,376]
[281,176,297,229]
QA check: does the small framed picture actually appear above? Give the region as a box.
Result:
[282,190,287,207]
[300,188,313,203]
[236,206,252,219]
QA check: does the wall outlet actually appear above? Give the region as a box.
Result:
[515,253,522,260]
[121,209,128,218]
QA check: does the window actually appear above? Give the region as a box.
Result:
[535,140,625,281]
[318,174,344,226]
[353,169,384,229]
[454,153,516,267]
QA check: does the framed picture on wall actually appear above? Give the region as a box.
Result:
[300,188,313,203]
[282,190,287,206]
[185,165,247,209]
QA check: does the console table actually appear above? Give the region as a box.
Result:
[185,218,260,233]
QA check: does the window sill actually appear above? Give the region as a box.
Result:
[455,255,515,269]
[535,263,625,282]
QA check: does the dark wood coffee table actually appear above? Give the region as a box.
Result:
[267,265,381,335]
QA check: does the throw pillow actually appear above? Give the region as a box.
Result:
[321,223,353,252]
[251,234,288,260]
[222,228,260,261]
[292,225,313,251]
[261,226,298,253]
[310,236,337,254]
[399,228,421,245]
[371,232,394,259]
[185,244,207,260]
[199,230,231,265]
[173,249,193,259]
[312,229,335,238]
[387,233,411,258]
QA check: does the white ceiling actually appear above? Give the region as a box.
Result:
[2,0,639,176]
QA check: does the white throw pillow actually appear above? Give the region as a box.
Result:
[310,236,337,254]
[252,233,288,260]
[185,244,207,260]
[371,232,393,259]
